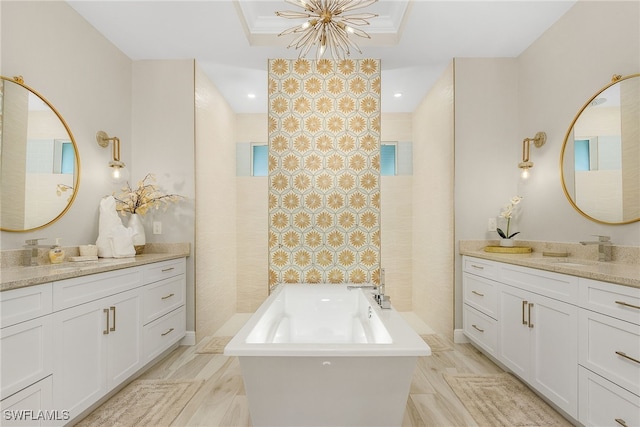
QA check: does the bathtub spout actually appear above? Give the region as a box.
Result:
[347,285,376,290]
[347,282,391,309]
[372,268,391,309]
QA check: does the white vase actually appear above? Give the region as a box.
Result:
[500,238,514,247]
[128,213,146,255]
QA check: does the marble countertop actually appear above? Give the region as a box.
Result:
[460,246,639,288]
[1,244,190,292]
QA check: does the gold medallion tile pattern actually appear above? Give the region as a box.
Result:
[268,59,381,286]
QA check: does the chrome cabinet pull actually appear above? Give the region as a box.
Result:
[110,306,116,332]
[472,324,484,333]
[615,418,628,426]
[528,303,534,328]
[615,351,640,365]
[470,264,484,270]
[103,309,109,335]
[615,300,640,310]
[161,293,175,300]
[471,290,484,297]
[161,267,175,272]
[161,328,175,336]
[522,300,528,325]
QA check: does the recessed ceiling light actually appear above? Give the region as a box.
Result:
[393,92,402,98]
[248,93,256,99]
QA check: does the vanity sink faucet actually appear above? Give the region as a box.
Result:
[579,235,612,262]
[23,238,51,266]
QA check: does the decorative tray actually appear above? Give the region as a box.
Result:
[484,246,532,254]
[69,255,99,262]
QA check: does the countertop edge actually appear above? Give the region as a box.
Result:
[460,249,640,289]
[1,252,190,292]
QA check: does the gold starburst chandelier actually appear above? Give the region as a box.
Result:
[276,0,378,60]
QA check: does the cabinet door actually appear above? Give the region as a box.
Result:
[1,315,52,400]
[498,284,531,379]
[530,293,578,418]
[0,376,57,427]
[52,298,107,420]
[106,289,143,390]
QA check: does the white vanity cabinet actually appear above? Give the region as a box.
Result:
[0,284,54,425]
[141,258,186,363]
[52,269,144,420]
[0,256,187,426]
[462,256,579,419]
[462,257,499,357]
[577,278,640,426]
[497,280,578,417]
[47,256,186,425]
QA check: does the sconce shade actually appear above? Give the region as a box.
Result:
[97,131,129,185]
[518,131,546,178]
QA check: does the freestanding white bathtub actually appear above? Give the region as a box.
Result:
[224,284,431,427]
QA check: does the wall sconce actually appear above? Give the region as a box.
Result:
[518,131,547,179]
[96,131,129,185]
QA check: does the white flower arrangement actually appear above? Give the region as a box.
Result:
[497,195,523,239]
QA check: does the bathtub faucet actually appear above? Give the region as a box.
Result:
[375,268,391,309]
[346,283,391,309]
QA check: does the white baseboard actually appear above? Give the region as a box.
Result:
[180,331,196,346]
[453,328,469,344]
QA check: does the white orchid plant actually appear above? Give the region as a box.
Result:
[497,196,523,239]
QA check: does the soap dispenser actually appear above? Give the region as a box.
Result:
[49,238,65,264]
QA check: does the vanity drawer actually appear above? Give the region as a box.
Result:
[142,306,185,363]
[579,366,640,427]
[463,304,498,357]
[579,309,640,396]
[500,263,578,304]
[53,268,143,311]
[463,273,498,319]
[463,256,498,280]
[1,283,52,328]
[0,315,53,400]
[142,275,185,325]
[579,278,640,325]
[142,258,185,284]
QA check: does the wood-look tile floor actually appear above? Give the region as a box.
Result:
[132,313,558,427]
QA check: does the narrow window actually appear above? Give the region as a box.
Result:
[574,139,590,171]
[252,144,268,177]
[61,142,75,174]
[381,143,397,176]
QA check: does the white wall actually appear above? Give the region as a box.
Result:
[454,58,520,330]
[195,63,238,340]
[131,59,197,332]
[517,0,639,245]
[412,62,455,337]
[1,1,132,249]
[236,114,269,313]
[381,113,414,311]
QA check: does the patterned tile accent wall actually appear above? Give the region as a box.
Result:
[268,58,381,286]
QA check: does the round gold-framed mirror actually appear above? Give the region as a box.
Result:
[1,75,81,232]
[560,73,639,225]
